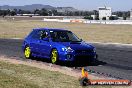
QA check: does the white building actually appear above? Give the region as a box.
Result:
[130,9,132,20]
[91,15,96,20]
[98,6,112,20]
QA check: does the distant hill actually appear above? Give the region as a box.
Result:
[0,4,54,11]
[0,4,78,12]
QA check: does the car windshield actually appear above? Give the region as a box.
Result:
[50,30,82,42]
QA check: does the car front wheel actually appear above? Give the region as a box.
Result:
[51,49,58,64]
[24,46,32,59]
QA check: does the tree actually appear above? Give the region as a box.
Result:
[52,10,58,16]
[123,16,126,20]
[84,16,93,20]
[74,11,80,16]
[113,11,130,18]
[18,9,22,14]
[34,9,40,14]
[109,16,115,20]
[109,16,118,20]
[3,10,8,16]
[93,10,99,15]
[95,16,99,20]
[102,17,106,20]
[10,11,16,16]
[39,8,48,16]
[7,9,10,15]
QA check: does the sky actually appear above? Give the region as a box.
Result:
[0,0,132,11]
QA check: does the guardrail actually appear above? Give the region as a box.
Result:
[85,20,132,24]
[43,18,132,25]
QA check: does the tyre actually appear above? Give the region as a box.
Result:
[24,46,32,59]
[51,49,58,64]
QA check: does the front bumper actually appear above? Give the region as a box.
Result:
[59,51,97,62]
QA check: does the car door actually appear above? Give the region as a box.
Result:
[30,30,51,58]
[38,30,52,58]
[29,30,42,55]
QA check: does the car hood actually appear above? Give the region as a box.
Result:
[57,42,94,50]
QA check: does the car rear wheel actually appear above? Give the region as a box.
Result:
[51,49,58,64]
[24,46,32,59]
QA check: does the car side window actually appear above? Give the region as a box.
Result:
[40,30,48,39]
[31,30,48,39]
[31,30,41,39]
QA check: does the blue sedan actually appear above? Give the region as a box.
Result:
[22,28,97,64]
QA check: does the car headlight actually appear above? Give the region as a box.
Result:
[93,48,96,52]
[62,47,74,52]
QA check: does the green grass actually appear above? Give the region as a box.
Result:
[0,61,81,88]
[0,20,132,44]
[0,60,122,88]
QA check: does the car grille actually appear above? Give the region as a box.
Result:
[74,55,95,62]
[75,55,94,59]
[75,50,93,54]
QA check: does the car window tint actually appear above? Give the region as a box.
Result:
[40,30,48,39]
[50,31,80,42]
[31,30,41,39]
[67,32,79,41]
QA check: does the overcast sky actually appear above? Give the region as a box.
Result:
[0,0,132,11]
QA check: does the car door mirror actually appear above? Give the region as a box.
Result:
[80,39,83,42]
[42,38,49,42]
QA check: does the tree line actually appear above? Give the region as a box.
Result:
[0,8,98,16]
[0,8,130,18]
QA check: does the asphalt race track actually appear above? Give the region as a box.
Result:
[89,43,132,80]
[0,39,132,80]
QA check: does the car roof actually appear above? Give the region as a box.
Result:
[33,28,69,31]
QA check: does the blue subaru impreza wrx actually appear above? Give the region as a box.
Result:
[22,28,97,64]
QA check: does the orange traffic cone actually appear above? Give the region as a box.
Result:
[81,67,89,78]
[80,67,91,86]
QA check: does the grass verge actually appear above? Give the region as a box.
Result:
[0,20,132,44]
[0,60,131,88]
[0,60,80,88]
[0,61,131,88]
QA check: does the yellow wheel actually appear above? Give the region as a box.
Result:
[51,49,58,64]
[24,46,32,59]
